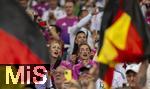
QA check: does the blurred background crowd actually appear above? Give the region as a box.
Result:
[15,0,150,89]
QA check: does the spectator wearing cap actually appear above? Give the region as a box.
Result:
[125,64,141,89]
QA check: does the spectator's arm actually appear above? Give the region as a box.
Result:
[90,12,103,31]
[70,13,92,34]
[49,27,60,40]
[137,59,149,88]
[47,22,60,40]
[76,13,92,28]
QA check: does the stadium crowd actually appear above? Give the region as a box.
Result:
[17,0,150,89]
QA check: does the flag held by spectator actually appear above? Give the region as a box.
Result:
[97,0,150,88]
[98,63,115,89]
[0,0,49,64]
[97,0,150,64]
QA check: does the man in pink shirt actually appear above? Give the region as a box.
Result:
[56,0,78,45]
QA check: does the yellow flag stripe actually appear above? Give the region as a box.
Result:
[97,38,118,64]
[97,12,131,64]
[105,13,131,50]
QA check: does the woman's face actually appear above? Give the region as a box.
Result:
[50,42,62,58]
[75,33,87,45]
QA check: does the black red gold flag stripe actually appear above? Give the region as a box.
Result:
[0,0,49,64]
[96,0,150,88]
[99,63,115,89]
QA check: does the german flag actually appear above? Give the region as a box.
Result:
[98,64,114,89]
[0,0,49,64]
[0,0,49,88]
[97,0,150,88]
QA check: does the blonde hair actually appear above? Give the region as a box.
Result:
[47,38,64,50]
